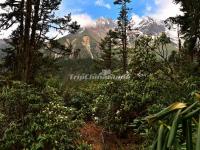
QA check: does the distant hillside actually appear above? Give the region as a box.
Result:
[58,17,116,59]
[57,16,178,59]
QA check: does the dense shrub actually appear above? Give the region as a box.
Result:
[0,81,85,150]
[63,81,103,121]
[90,74,200,136]
[92,80,152,136]
[66,91,95,121]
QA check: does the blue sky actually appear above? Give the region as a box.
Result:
[56,0,181,27]
[58,0,157,19]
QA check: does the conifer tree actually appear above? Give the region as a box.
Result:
[114,0,131,73]
[99,30,118,70]
[0,0,79,82]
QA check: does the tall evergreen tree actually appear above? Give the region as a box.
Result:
[0,0,79,82]
[114,0,131,73]
[99,30,118,70]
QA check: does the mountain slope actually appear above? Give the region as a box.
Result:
[58,16,178,59]
[58,17,116,59]
[136,17,166,35]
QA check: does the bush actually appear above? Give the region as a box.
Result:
[66,91,95,121]
[91,74,200,137]
[0,81,85,150]
[92,80,152,136]
[63,81,102,121]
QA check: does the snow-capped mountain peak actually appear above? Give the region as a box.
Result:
[139,16,155,26]
[128,16,178,44]
[135,16,166,36]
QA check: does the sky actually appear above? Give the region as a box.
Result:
[56,0,181,27]
[0,0,181,38]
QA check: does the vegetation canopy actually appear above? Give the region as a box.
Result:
[0,0,200,149]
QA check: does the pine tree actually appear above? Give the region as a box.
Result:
[114,0,131,73]
[0,0,79,82]
[99,30,118,70]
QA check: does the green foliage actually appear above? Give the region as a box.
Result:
[130,34,176,79]
[65,90,95,121]
[62,81,102,121]
[0,1,199,149]
[114,0,131,73]
[0,81,84,149]
[130,36,158,77]
[98,30,119,70]
[87,72,200,137]
[76,143,92,150]
[0,113,3,121]
[59,58,101,77]
[92,79,165,136]
[147,95,200,150]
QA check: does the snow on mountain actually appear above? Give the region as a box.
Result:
[130,16,179,45]
[135,17,165,35]
[93,16,179,45]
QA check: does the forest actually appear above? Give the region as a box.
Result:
[0,0,200,149]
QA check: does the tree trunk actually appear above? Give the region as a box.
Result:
[16,0,24,80]
[108,38,112,70]
[23,0,32,82]
[177,24,181,52]
[122,29,128,74]
[29,0,40,81]
[122,1,128,74]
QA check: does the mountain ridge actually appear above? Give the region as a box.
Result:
[57,16,178,59]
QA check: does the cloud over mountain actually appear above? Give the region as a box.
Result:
[72,13,96,27]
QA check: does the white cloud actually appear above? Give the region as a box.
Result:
[46,13,96,39]
[131,0,181,26]
[148,0,182,20]
[72,13,96,28]
[95,0,111,9]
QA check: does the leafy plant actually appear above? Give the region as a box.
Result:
[147,94,200,150]
[92,80,156,136]
[0,81,86,150]
[130,36,158,77]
